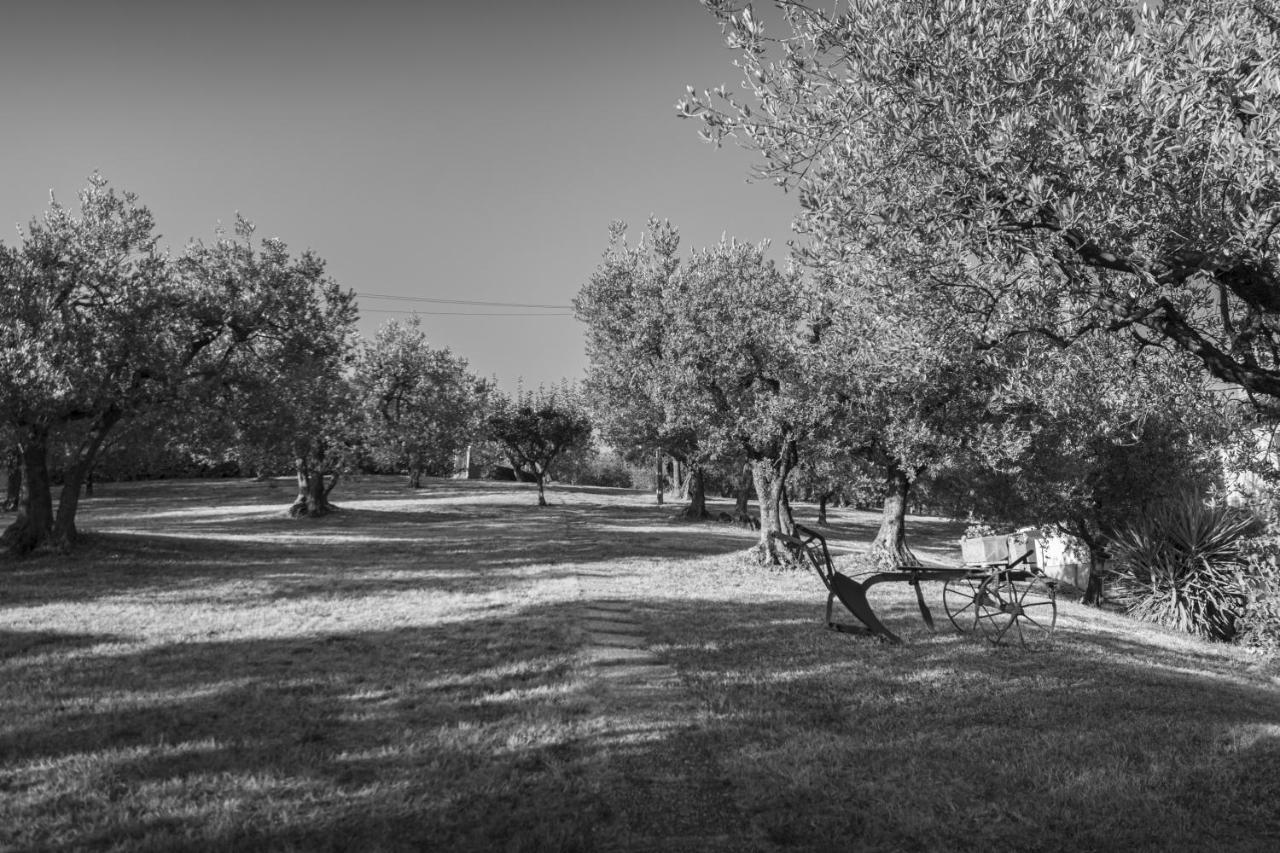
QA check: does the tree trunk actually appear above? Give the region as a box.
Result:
[780,483,795,532]
[734,462,752,517]
[674,465,710,520]
[52,409,121,549]
[1082,554,1107,605]
[870,462,918,568]
[817,492,830,526]
[289,455,338,517]
[3,447,20,512]
[1071,518,1108,606]
[1,426,54,554]
[654,449,664,506]
[406,451,422,488]
[535,469,548,507]
[675,459,691,501]
[751,457,794,564]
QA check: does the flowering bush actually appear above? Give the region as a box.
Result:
[963,522,997,540]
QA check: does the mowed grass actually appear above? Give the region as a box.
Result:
[2,477,1279,852]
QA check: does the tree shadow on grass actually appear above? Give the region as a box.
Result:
[636,593,1280,852]
[7,476,963,606]
[4,589,1280,852]
[0,605,690,852]
[3,498,762,606]
[0,630,125,660]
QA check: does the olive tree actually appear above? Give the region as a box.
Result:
[0,177,173,552]
[0,177,359,553]
[659,236,823,562]
[486,385,592,507]
[576,219,718,518]
[935,332,1234,603]
[681,0,1280,412]
[185,221,359,518]
[806,255,1019,566]
[358,316,487,488]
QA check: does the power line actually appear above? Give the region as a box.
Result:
[357,291,573,310]
[359,307,573,317]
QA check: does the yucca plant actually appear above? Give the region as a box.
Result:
[1107,495,1258,641]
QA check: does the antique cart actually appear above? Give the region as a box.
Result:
[775,524,1057,648]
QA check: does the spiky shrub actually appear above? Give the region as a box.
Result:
[1237,536,1280,656]
[1108,496,1258,641]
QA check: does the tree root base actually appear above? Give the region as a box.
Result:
[869,543,919,571]
[288,502,339,519]
[714,510,759,530]
[670,505,711,522]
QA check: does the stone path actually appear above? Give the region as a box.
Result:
[576,586,681,688]
[571,555,742,851]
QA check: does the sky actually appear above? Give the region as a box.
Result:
[0,0,801,391]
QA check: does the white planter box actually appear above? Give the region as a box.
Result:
[960,535,1009,566]
[1035,535,1091,590]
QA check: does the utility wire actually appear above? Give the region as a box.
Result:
[359,307,573,317]
[357,291,572,310]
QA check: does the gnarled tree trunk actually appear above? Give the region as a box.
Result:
[870,461,918,568]
[1071,518,1109,606]
[534,464,548,507]
[673,465,709,520]
[1082,555,1106,606]
[3,447,20,512]
[752,451,796,564]
[1,426,54,555]
[816,491,831,526]
[289,453,340,517]
[52,408,122,549]
[674,458,691,501]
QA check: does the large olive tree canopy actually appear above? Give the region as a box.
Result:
[681,0,1280,408]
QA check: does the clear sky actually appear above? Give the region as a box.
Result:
[1,0,800,391]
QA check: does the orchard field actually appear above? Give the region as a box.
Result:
[3,477,1279,852]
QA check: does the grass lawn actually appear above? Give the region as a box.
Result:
[3,476,1279,852]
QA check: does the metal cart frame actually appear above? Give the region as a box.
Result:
[775,524,1057,648]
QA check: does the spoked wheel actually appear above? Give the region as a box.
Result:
[974,573,1057,648]
[943,576,984,633]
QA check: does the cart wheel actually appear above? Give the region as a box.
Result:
[942,576,984,633]
[974,574,1056,648]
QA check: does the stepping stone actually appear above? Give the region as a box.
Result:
[580,613,638,625]
[584,632,648,648]
[582,600,632,611]
[584,646,661,666]
[582,618,640,631]
[584,607,635,615]
[581,608,638,619]
[597,664,681,686]
[582,618,642,633]
[581,617,640,630]
[580,603,637,615]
